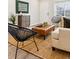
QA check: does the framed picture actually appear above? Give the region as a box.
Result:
[16,1,29,13]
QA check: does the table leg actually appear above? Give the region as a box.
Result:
[44,36,46,40]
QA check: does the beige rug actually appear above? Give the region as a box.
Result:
[8,43,41,59]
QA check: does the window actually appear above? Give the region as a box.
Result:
[54,1,70,17]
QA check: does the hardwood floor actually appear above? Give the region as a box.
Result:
[9,43,41,59]
[8,33,70,59]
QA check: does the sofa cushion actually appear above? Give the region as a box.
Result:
[63,17,70,28]
[51,16,61,23]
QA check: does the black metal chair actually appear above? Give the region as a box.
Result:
[8,23,39,59]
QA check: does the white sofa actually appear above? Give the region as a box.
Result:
[52,28,70,52]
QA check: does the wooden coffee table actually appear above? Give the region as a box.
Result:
[32,25,55,40]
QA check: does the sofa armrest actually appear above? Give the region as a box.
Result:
[59,28,70,51]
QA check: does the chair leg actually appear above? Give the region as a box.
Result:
[22,42,24,47]
[33,36,39,51]
[52,47,55,51]
[15,41,19,59]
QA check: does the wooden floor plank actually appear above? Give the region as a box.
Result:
[8,33,70,59]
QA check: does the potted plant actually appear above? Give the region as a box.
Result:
[43,22,48,27]
[9,14,16,24]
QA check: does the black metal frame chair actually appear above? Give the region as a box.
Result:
[8,23,39,59]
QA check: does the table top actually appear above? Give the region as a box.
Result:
[33,25,55,31]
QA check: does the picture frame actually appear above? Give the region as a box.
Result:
[16,0,29,13]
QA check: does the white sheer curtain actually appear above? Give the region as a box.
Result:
[54,0,70,17]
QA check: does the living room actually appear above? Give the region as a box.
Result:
[8,0,70,59]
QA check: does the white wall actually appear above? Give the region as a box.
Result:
[40,0,49,23]
[8,0,40,26]
[39,0,54,24]
[29,0,40,26]
[8,0,16,17]
[48,0,54,23]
